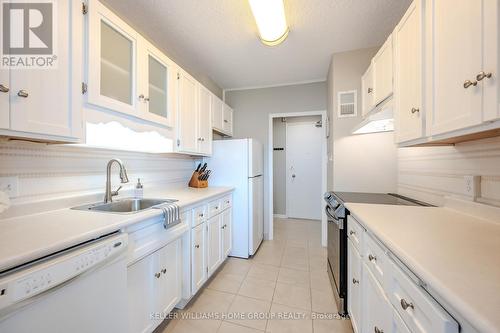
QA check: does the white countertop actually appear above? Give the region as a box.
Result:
[345,203,500,333]
[0,186,233,273]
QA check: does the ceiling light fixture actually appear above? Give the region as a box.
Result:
[248,0,289,46]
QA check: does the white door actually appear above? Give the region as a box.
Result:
[222,208,232,258]
[373,35,394,105]
[207,215,222,275]
[362,265,392,333]
[394,0,423,143]
[157,240,182,316]
[191,222,206,293]
[10,0,81,139]
[177,70,198,153]
[222,104,233,135]
[212,95,224,131]
[348,240,362,333]
[286,121,323,220]
[361,65,374,116]
[0,68,9,129]
[198,86,213,155]
[426,0,483,135]
[249,175,264,255]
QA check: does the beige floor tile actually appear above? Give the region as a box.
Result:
[277,267,310,287]
[280,254,309,271]
[226,295,271,331]
[272,282,311,311]
[238,276,277,301]
[187,288,235,314]
[266,303,312,333]
[218,321,264,333]
[312,316,353,333]
[253,251,282,267]
[247,263,280,281]
[309,268,332,292]
[309,256,327,270]
[285,239,308,248]
[221,258,252,276]
[162,318,221,333]
[311,288,338,314]
[207,273,245,294]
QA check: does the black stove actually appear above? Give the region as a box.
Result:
[324,192,430,317]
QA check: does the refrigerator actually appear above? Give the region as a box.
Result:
[208,138,264,258]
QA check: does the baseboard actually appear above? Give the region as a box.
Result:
[273,214,288,219]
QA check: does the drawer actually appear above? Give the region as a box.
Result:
[221,195,232,210]
[347,216,364,252]
[192,205,207,227]
[364,233,387,287]
[387,260,459,333]
[208,199,222,217]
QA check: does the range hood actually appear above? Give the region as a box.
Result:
[352,98,394,135]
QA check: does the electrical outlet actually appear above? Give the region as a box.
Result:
[0,177,19,198]
[464,175,480,199]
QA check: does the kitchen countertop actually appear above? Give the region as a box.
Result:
[0,186,234,273]
[345,202,500,333]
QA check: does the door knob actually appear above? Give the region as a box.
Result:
[463,80,478,89]
[0,84,9,93]
[476,71,492,81]
[17,90,29,98]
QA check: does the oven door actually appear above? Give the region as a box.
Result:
[326,204,348,315]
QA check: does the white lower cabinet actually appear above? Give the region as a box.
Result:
[207,215,222,275]
[191,222,207,294]
[363,264,393,333]
[128,238,181,333]
[348,239,362,333]
[222,208,232,258]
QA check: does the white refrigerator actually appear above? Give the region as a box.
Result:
[208,138,264,258]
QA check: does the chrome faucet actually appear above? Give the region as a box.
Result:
[104,159,129,203]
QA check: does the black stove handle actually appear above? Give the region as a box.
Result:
[325,205,344,229]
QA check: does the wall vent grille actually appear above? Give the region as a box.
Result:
[338,90,357,118]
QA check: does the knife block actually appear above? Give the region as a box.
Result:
[189,172,208,188]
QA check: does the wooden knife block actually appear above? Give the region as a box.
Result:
[189,172,208,188]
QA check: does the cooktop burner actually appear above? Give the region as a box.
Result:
[332,192,431,206]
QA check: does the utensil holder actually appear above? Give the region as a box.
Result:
[189,172,208,188]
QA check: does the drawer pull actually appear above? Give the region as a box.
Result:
[154,272,161,279]
[352,278,359,284]
[161,268,167,274]
[368,254,377,262]
[374,327,384,333]
[463,79,477,89]
[476,71,492,81]
[215,206,219,210]
[226,200,230,204]
[194,244,200,249]
[17,90,29,98]
[349,230,356,236]
[0,84,9,93]
[400,298,415,310]
[199,213,204,217]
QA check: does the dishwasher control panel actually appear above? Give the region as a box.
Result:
[0,234,127,313]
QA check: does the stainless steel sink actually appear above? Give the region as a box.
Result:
[72,198,178,214]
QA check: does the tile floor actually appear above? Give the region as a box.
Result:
[159,218,353,333]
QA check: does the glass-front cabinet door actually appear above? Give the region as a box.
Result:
[138,40,176,127]
[87,0,137,115]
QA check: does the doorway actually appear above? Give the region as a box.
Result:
[268,111,328,247]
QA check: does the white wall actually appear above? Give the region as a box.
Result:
[328,48,398,193]
[398,137,500,207]
[225,82,327,238]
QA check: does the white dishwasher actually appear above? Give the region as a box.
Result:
[0,233,128,333]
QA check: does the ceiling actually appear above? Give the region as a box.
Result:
[101,0,411,90]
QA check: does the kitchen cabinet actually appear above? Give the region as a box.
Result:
[198,86,213,155]
[425,0,496,136]
[0,1,82,142]
[347,239,362,333]
[221,208,232,258]
[361,64,375,116]
[138,39,176,127]
[207,215,222,276]
[222,104,234,136]
[362,263,393,333]
[176,70,199,154]
[191,222,207,294]
[373,35,394,106]
[394,0,424,143]
[212,95,224,132]
[87,0,138,116]
[128,239,181,333]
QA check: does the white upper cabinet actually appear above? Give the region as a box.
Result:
[198,86,213,155]
[0,69,9,130]
[394,0,424,143]
[222,104,234,136]
[361,64,375,116]
[138,39,176,127]
[176,70,199,154]
[211,95,224,132]
[87,0,138,116]
[373,35,394,106]
[0,1,82,142]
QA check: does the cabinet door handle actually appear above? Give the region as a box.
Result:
[0,84,9,93]
[368,88,373,94]
[352,278,359,284]
[161,268,167,274]
[476,71,492,81]
[17,90,29,98]
[374,327,384,333]
[195,244,200,248]
[224,119,228,123]
[368,254,377,262]
[411,107,420,114]
[155,272,161,279]
[463,80,478,89]
[349,230,356,236]
[400,298,414,310]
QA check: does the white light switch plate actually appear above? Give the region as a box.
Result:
[0,176,19,198]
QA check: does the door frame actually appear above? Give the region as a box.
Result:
[268,110,328,247]
[285,118,323,220]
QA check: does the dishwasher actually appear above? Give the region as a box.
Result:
[0,233,128,333]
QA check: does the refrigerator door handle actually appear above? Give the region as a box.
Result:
[249,175,263,178]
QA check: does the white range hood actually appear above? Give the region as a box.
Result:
[352,98,394,135]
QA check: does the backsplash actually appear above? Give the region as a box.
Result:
[398,137,500,207]
[0,141,196,210]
